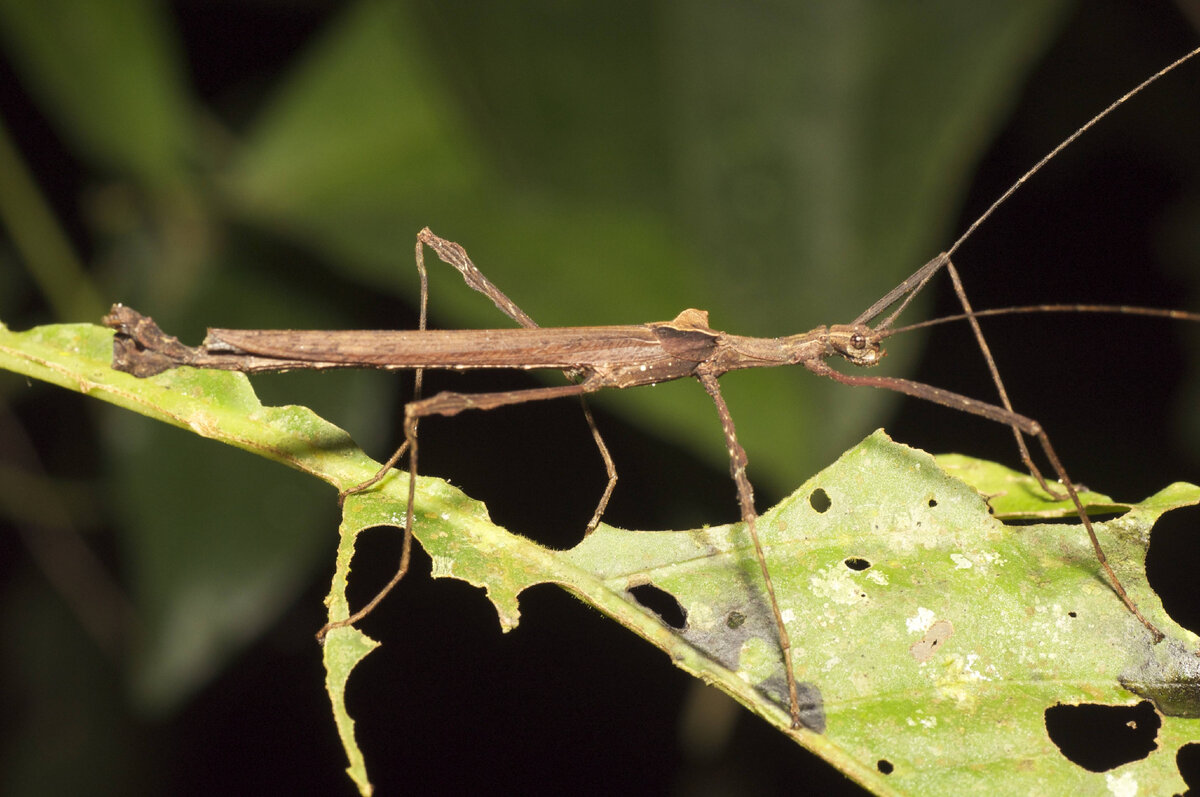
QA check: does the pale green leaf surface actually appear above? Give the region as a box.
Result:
[937,453,1127,518]
[564,438,1200,795]
[4,320,1197,796]
[0,321,379,488]
[322,623,378,797]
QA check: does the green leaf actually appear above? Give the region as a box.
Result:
[322,622,377,797]
[0,320,380,492]
[4,319,1197,795]
[225,0,484,259]
[0,0,195,184]
[937,453,1130,519]
[323,434,1200,796]
[0,318,364,710]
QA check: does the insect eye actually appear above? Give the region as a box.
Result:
[850,333,866,350]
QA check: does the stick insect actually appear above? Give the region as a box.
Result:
[103,46,1200,730]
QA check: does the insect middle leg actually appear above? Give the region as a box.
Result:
[696,370,804,729]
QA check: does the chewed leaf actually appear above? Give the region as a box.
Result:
[560,432,1200,793]
[322,623,377,795]
[327,429,1200,795]
[6,321,1200,795]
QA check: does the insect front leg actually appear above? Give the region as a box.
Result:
[940,257,1068,501]
[806,359,1166,643]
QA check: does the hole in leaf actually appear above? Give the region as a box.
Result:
[809,488,831,513]
[877,759,893,774]
[1004,516,1084,527]
[1045,701,1159,772]
[1004,501,1131,528]
[927,498,938,508]
[628,584,686,629]
[343,524,406,613]
[1145,505,1200,634]
[843,557,871,571]
[1178,743,1200,791]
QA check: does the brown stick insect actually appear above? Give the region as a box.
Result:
[102,46,1200,730]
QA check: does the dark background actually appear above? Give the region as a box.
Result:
[1,2,1199,795]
